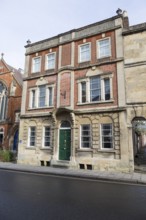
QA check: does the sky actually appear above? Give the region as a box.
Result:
[0,0,146,70]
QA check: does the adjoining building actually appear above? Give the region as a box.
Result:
[17,10,136,172]
[0,55,23,154]
[123,22,146,168]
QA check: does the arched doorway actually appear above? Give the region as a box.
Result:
[132,117,146,165]
[59,121,71,161]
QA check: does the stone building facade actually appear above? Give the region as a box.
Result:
[18,11,134,172]
[123,22,146,167]
[0,56,22,153]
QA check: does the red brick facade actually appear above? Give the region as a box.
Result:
[60,72,71,107]
[0,58,22,152]
[25,33,118,111]
[61,44,71,66]
[18,14,131,172]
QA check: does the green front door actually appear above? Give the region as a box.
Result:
[59,129,71,160]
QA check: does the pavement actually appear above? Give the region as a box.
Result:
[0,162,146,185]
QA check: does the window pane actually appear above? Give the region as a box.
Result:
[81,82,86,103]
[90,76,101,102]
[44,127,51,147]
[0,82,7,120]
[80,44,90,62]
[103,143,112,148]
[32,90,36,108]
[46,53,55,69]
[82,130,90,136]
[99,39,110,58]
[61,121,70,128]
[101,124,113,149]
[82,137,90,142]
[82,142,90,148]
[81,125,91,148]
[39,86,46,107]
[49,87,53,106]
[82,125,90,130]
[33,57,41,72]
[30,127,36,146]
[104,78,110,100]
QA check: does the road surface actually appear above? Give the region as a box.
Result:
[0,169,146,220]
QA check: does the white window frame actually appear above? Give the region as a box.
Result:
[90,76,101,102]
[29,85,54,109]
[28,126,36,147]
[45,52,56,70]
[0,82,7,121]
[38,85,46,107]
[77,78,89,104]
[102,77,111,101]
[97,38,111,59]
[29,88,37,108]
[46,85,54,107]
[42,126,51,148]
[80,124,91,149]
[100,123,113,149]
[77,75,113,104]
[79,43,91,63]
[32,56,41,73]
[81,81,86,103]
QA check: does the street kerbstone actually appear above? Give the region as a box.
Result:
[0,162,146,185]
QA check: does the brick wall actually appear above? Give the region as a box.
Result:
[74,63,118,110]
[0,60,22,150]
[25,28,119,112]
[60,72,71,107]
[25,74,57,113]
[61,43,71,66]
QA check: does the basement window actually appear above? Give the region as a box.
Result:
[79,164,85,169]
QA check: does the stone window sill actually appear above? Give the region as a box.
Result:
[77,100,114,106]
[26,147,35,150]
[40,147,52,150]
[77,148,93,152]
[28,106,54,110]
[98,149,116,153]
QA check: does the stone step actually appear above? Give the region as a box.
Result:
[51,160,70,169]
[135,165,146,173]
[135,158,146,165]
